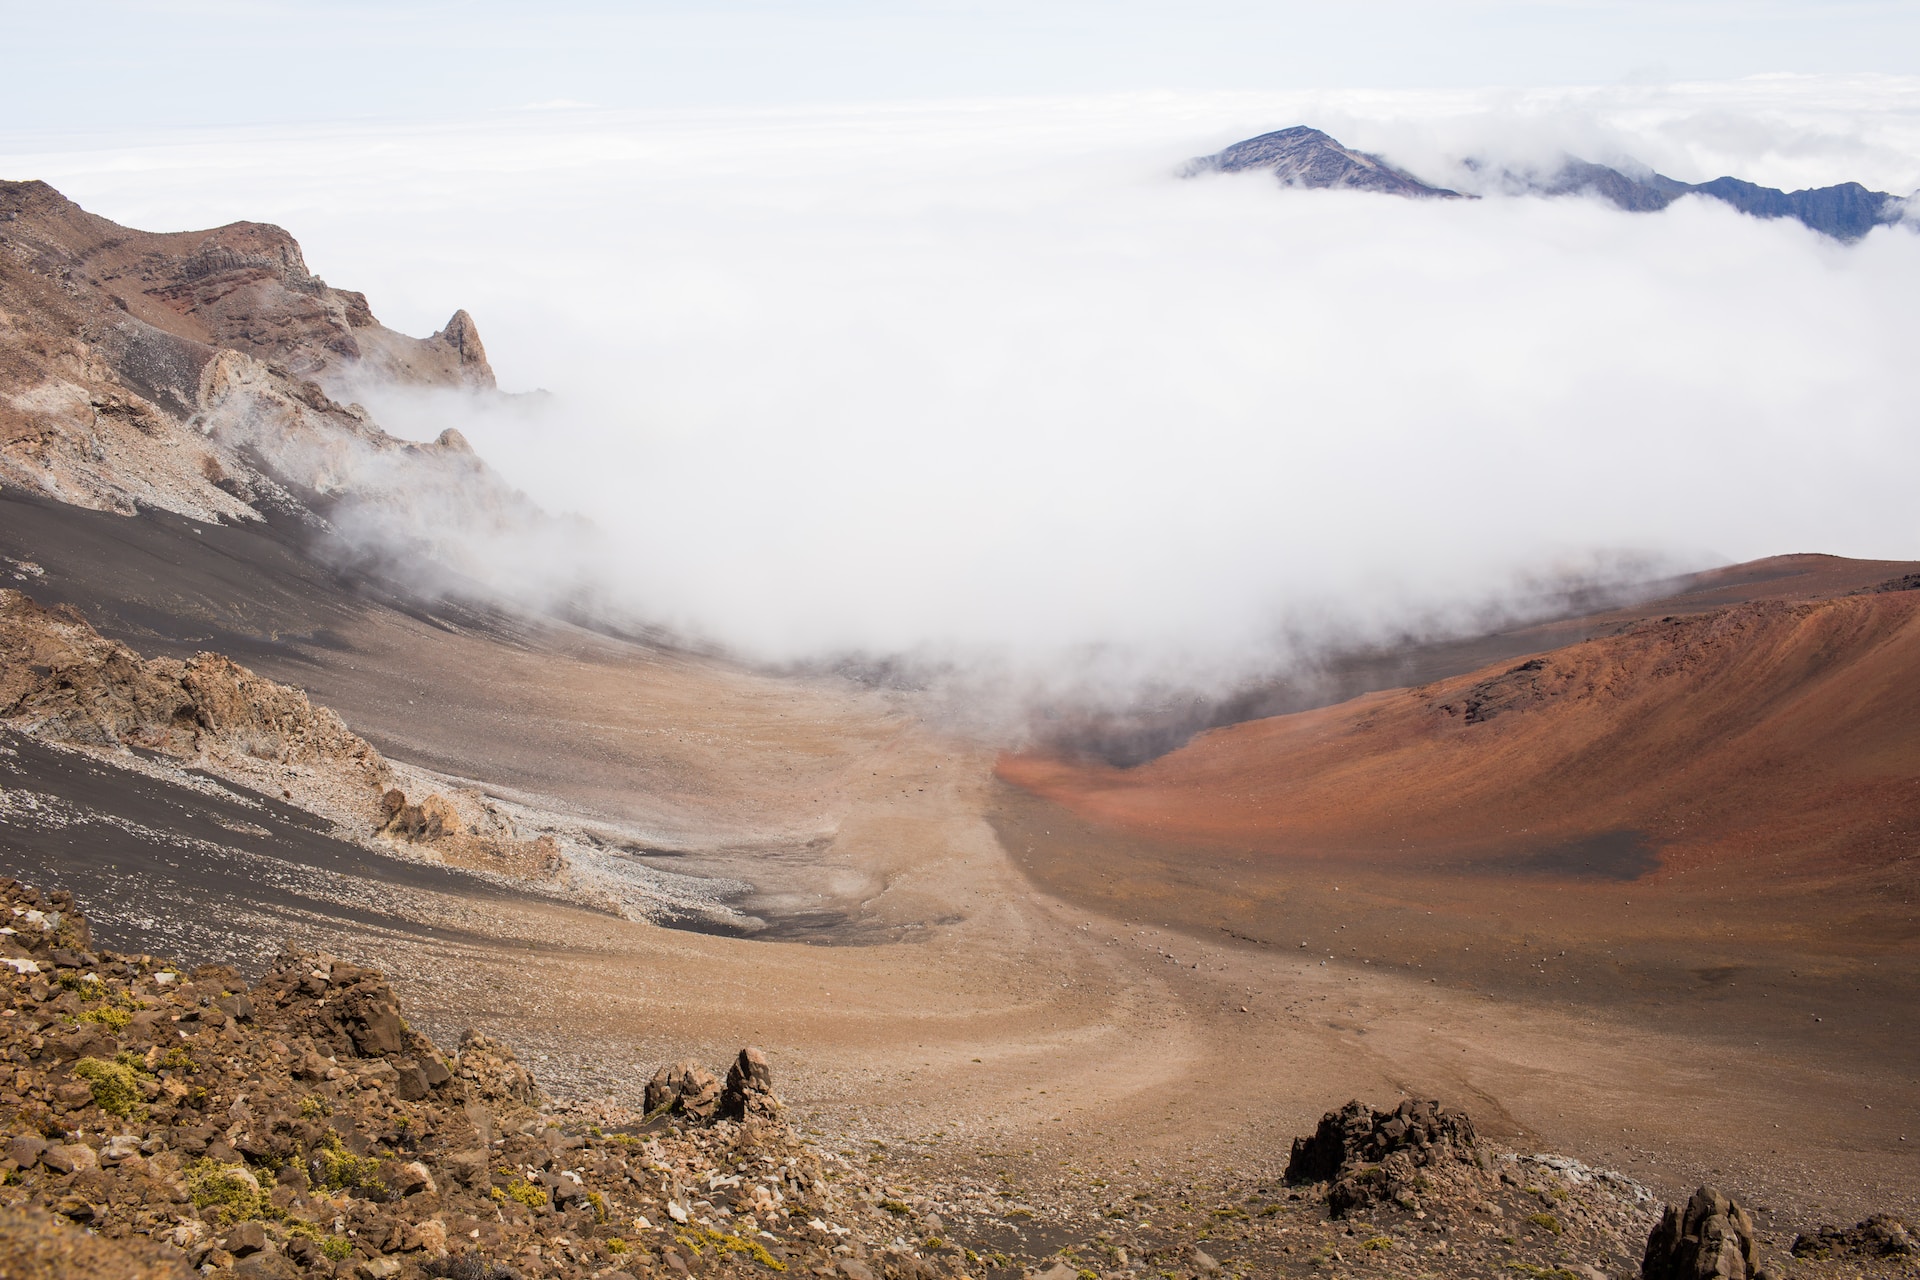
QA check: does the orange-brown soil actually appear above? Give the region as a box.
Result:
[1000,586,1920,880]
[988,563,1920,1220]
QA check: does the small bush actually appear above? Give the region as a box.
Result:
[321,1235,354,1261]
[309,1133,385,1195]
[504,1178,548,1210]
[72,1056,144,1117]
[57,972,103,998]
[185,1159,267,1224]
[298,1094,332,1119]
[1361,1236,1393,1251]
[78,1005,131,1030]
[1526,1212,1563,1236]
[605,1237,630,1255]
[680,1228,787,1272]
[878,1199,911,1215]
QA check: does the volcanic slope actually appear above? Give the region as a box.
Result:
[1001,584,1920,877]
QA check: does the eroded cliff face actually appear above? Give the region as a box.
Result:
[0,179,518,538]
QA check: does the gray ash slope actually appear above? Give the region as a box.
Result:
[1192,125,1913,241]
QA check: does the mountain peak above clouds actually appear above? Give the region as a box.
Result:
[1195,126,1914,240]
[1519,156,1909,240]
[1186,125,1464,198]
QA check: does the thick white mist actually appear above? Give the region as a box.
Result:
[7,83,1920,694]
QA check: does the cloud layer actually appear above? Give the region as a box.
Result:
[7,83,1920,710]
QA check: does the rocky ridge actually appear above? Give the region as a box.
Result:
[1191,126,1915,240]
[0,179,549,579]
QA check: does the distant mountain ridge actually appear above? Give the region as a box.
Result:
[1184,125,1463,198]
[1190,126,1914,241]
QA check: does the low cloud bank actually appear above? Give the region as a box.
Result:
[9,83,1920,720]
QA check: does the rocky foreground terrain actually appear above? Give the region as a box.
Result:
[0,878,1913,1280]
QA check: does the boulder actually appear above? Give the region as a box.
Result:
[1792,1213,1915,1260]
[1285,1098,1477,1217]
[41,1143,99,1175]
[1641,1186,1772,1280]
[646,1060,722,1120]
[224,1220,267,1256]
[721,1046,783,1122]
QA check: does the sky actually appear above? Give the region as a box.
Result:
[3,3,1919,708]
[7,2,1920,130]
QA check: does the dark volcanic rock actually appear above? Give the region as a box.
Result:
[1793,1213,1916,1260]
[1187,126,1461,198]
[1642,1186,1774,1280]
[1285,1098,1478,1217]
[720,1045,784,1123]
[645,1059,722,1120]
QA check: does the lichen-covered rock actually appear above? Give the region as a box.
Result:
[1642,1186,1772,1280]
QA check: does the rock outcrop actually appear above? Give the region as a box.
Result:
[1285,1097,1479,1217]
[376,788,564,880]
[644,1060,723,1121]
[0,178,559,587]
[1641,1186,1775,1280]
[1792,1213,1916,1261]
[0,587,390,829]
[720,1047,783,1124]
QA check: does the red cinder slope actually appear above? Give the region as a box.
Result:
[1000,587,1920,878]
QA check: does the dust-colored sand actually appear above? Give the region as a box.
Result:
[3,502,1915,1233]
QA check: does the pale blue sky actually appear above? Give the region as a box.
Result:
[6,1,1920,131]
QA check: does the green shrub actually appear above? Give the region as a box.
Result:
[72,1056,144,1118]
[504,1178,548,1210]
[1526,1212,1563,1236]
[309,1133,385,1195]
[321,1235,354,1261]
[185,1159,267,1224]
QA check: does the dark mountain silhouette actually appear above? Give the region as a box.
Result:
[1194,126,1913,240]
